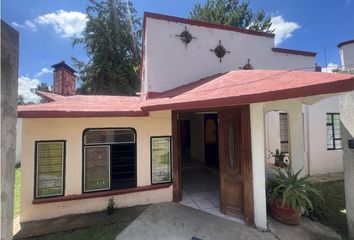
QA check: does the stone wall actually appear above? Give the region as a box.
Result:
[1,20,19,240]
[339,91,354,240]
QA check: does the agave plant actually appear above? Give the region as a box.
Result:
[268,167,323,214]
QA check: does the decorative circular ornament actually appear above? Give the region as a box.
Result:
[179,30,193,45]
[214,45,227,59]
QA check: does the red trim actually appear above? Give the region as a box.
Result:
[272,48,316,57]
[337,39,354,48]
[17,110,149,118]
[142,78,354,111]
[144,12,275,39]
[32,183,172,204]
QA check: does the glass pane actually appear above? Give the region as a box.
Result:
[84,129,135,145]
[151,137,171,184]
[335,140,342,149]
[228,124,236,169]
[84,146,110,191]
[281,142,289,153]
[326,114,333,124]
[36,142,64,197]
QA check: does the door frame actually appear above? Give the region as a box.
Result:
[171,105,254,225]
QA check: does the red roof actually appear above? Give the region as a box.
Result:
[18,95,147,118]
[36,91,67,102]
[18,70,354,118]
[141,70,354,111]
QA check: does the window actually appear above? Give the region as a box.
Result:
[279,113,289,153]
[151,136,172,184]
[83,128,136,192]
[35,141,65,198]
[326,113,342,150]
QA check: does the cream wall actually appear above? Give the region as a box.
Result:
[20,111,172,222]
[307,96,343,175]
[142,17,315,94]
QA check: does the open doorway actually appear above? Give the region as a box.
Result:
[179,112,222,216]
[173,106,254,225]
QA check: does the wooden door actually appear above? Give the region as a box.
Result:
[219,107,253,224]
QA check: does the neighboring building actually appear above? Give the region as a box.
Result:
[266,40,354,176]
[17,12,354,230]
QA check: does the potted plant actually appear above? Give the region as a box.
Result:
[273,149,286,167]
[107,197,116,215]
[267,167,323,225]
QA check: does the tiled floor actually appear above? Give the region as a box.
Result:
[180,165,245,224]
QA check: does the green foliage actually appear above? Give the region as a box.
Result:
[267,168,323,214]
[308,180,348,238]
[36,82,50,92]
[14,167,21,218]
[108,197,116,208]
[73,0,141,95]
[190,0,273,33]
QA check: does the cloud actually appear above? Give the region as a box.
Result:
[271,16,300,46]
[12,22,25,28]
[18,76,41,103]
[34,67,52,78]
[321,63,339,73]
[24,20,38,32]
[35,10,88,38]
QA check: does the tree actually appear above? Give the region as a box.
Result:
[36,82,50,92]
[73,0,141,95]
[190,0,272,33]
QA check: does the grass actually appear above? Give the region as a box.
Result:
[310,180,348,239]
[14,167,21,218]
[22,221,130,240]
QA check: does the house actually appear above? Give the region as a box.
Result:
[265,40,354,177]
[17,12,354,230]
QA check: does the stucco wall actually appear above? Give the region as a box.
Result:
[339,91,354,239]
[307,96,343,175]
[142,17,315,94]
[20,111,172,222]
[339,43,354,70]
[1,20,19,240]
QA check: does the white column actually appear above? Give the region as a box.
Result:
[250,103,268,230]
[288,103,305,176]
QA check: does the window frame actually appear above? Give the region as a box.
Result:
[150,136,172,185]
[279,113,289,154]
[34,140,66,199]
[326,113,342,151]
[82,128,137,194]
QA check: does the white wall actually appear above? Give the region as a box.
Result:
[307,96,343,175]
[142,17,315,94]
[265,111,281,161]
[339,43,354,70]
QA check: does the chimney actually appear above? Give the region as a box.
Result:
[51,61,76,96]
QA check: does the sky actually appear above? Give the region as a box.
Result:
[2,0,354,102]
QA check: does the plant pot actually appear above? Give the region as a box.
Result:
[270,198,300,225]
[107,206,114,215]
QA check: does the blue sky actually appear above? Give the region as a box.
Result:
[2,0,354,101]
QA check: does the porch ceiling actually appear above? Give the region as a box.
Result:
[142,70,354,111]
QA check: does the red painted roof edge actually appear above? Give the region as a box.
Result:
[18,110,149,118]
[142,76,354,111]
[337,39,354,48]
[272,47,317,57]
[144,12,275,39]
